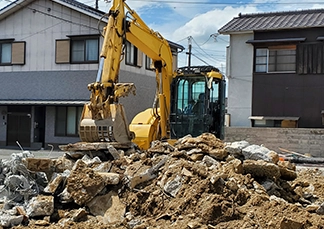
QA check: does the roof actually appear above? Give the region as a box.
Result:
[219,9,324,34]
[0,0,106,21]
[0,100,88,105]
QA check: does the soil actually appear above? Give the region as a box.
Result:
[8,135,324,229]
[11,166,324,229]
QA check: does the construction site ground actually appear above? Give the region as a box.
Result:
[1,134,324,229]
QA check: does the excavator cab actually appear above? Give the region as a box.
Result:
[170,66,226,139]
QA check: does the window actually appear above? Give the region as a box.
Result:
[0,41,25,65]
[126,41,137,65]
[71,38,99,63]
[55,106,83,136]
[255,45,296,73]
[0,43,11,64]
[125,41,142,67]
[145,55,154,70]
[297,43,324,74]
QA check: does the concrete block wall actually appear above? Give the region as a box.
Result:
[224,127,324,157]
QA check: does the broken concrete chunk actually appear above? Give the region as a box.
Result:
[97,172,120,185]
[242,145,271,161]
[164,175,182,197]
[66,160,105,205]
[57,187,73,203]
[316,202,324,215]
[87,191,125,223]
[0,213,24,227]
[102,191,126,224]
[280,217,304,229]
[44,173,64,194]
[23,158,54,172]
[54,156,74,172]
[243,160,281,180]
[92,162,112,172]
[209,148,228,160]
[107,145,120,160]
[202,155,220,167]
[26,195,54,217]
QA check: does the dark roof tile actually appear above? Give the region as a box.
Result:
[219,9,324,34]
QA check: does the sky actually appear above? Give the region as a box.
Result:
[1,0,324,73]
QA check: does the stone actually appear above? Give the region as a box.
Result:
[243,160,281,180]
[44,173,64,194]
[305,204,319,212]
[316,202,324,215]
[280,217,303,229]
[202,155,220,167]
[209,148,228,160]
[26,195,54,217]
[54,156,74,173]
[0,214,24,227]
[66,160,105,205]
[97,172,120,185]
[102,191,126,224]
[224,141,249,158]
[164,175,182,197]
[242,145,271,161]
[267,151,279,164]
[92,162,112,172]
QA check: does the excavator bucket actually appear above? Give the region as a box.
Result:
[79,103,133,143]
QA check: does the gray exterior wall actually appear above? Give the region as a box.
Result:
[225,127,324,157]
[226,33,254,127]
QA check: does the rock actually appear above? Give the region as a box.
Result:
[44,172,65,194]
[57,187,73,203]
[305,204,319,212]
[0,214,24,227]
[23,158,54,172]
[92,162,112,172]
[280,217,303,229]
[54,156,74,172]
[209,148,228,160]
[102,191,126,224]
[164,175,182,197]
[243,160,281,180]
[278,163,297,181]
[202,155,220,167]
[66,160,105,205]
[97,172,120,185]
[316,202,324,215]
[267,151,279,164]
[242,145,272,161]
[26,195,54,217]
[189,153,204,161]
[224,141,249,158]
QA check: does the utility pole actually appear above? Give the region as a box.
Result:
[186,36,192,68]
[95,0,99,9]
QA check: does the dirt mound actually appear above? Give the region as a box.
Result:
[0,133,323,228]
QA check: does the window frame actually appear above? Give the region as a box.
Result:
[125,41,138,66]
[70,36,99,64]
[55,106,83,137]
[255,45,296,73]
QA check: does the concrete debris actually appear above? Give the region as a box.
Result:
[0,133,324,228]
[26,195,54,217]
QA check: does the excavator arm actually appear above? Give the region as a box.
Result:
[79,0,174,148]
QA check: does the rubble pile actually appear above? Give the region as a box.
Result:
[0,133,324,228]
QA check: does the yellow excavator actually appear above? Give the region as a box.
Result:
[78,0,226,150]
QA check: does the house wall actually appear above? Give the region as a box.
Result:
[0,0,154,76]
[227,33,254,127]
[252,28,324,128]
